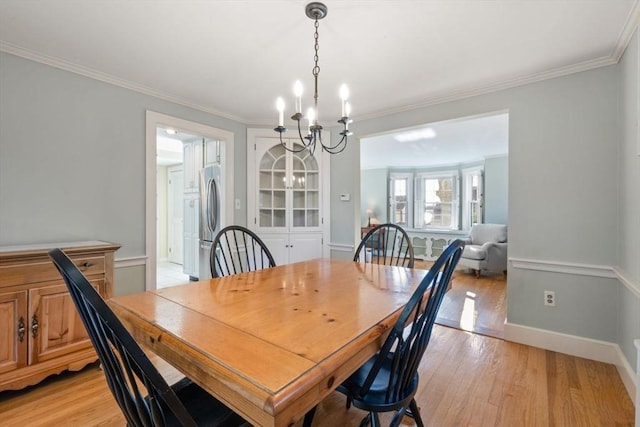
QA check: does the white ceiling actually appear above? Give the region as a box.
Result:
[0,0,637,128]
[361,112,509,169]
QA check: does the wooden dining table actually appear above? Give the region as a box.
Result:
[109,258,428,427]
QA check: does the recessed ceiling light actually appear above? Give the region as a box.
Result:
[394,128,436,142]
[165,128,177,135]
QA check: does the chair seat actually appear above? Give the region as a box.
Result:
[157,377,248,427]
[462,245,486,260]
[338,354,419,411]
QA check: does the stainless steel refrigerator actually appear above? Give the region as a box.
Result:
[197,164,222,280]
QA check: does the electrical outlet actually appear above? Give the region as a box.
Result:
[544,290,555,307]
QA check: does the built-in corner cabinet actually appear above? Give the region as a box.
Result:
[0,241,119,391]
[247,131,330,265]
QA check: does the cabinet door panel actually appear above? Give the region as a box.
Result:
[28,280,102,364]
[0,290,28,374]
[258,234,289,267]
[289,234,323,264]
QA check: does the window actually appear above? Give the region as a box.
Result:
[388,167,483,231]
[389,173,412,226]
[462,167,483,230]
[414,172,459,230]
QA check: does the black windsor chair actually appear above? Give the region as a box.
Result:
[354,223,415,268]
[304,239,465,427]
[210,225,276,278]
[48,248,247,427]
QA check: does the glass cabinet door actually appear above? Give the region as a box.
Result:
[258,144,287,228]
[257,140,321,230]
[291,146,319,228]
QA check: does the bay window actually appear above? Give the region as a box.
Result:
[389,167,483,231]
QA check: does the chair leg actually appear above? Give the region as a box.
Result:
[303,406,317,427]
[409,399,425,427]
[371,412,381,427]
[389,407,406,427]
[359,413,371,427]
[345,396,352,409]
[474,269,480,278]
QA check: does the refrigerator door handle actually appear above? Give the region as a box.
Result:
[207,177,218,234]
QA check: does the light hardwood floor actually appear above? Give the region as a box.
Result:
[0,324,633,426]
[415,260,507,339]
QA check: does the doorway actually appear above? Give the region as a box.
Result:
[359,111,509,338]
[146,111,235,291]
[167,166,184,264]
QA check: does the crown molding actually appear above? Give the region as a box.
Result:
[358,2,640,123]
[357,55,619,122]
[614,0,640,58]
[0,41,248,124]
[2,0,639,126]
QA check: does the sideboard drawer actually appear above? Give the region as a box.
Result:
[0,255,106,287]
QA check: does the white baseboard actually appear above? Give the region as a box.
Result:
[505,322,637,405]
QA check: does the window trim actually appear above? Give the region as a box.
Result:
[414,170,459,230]
[389,172,413,227]
[461,166,484,230]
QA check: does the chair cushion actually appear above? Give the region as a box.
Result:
[337,353,418,409]
[157,377,249,427]
[462,245,486,260]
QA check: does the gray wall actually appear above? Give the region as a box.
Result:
[484,155,508,224]
[360,168,388,225]
[1,29,637,373]
[328,56,637,369]
[616,29,640,372]
[0,52,247,259]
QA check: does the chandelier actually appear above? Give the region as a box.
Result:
[274,2,352,155]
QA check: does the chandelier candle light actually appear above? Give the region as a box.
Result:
[274,2,352,155]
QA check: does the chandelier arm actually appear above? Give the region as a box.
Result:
[297,120,311,149]
[321,133,348,154]
[279,130,305,153]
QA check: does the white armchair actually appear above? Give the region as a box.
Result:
[458,224,508,277]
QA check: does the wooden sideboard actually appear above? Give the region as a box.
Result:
[0,241,120,391]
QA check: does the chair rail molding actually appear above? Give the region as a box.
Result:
[115,256,147,269]
[510,257,616,278]
[510,257,640,297]
[328,242,354,253]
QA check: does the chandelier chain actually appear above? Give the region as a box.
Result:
[313,19,320,77]
[313,18,320,112]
